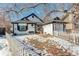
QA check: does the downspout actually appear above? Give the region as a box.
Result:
[52,23,54,36]
[35,23,37,34]
[13,23,14,35]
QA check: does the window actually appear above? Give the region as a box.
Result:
[54,23,63,31]
[32,15,34,18]
[17,24,28,31]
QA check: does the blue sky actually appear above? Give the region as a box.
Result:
[0,3,73,21]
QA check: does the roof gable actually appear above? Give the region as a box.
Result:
[21,13,44,23]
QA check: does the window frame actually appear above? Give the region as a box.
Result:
[17,23,28,31]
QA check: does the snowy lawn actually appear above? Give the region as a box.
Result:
[0,37,11,56]
[12,34,79,56]
[13,35,52,56]
[49,37,79,55]
[24,35,72,56]
[0,47,11,56]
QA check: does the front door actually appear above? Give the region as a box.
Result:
[53,23,63,36]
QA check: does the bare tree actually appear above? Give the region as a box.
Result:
[70,3,79,32]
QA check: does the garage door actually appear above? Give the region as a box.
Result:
[0,28,5,35]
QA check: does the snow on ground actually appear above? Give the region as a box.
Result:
[0,47,11,56]
[13,35,51,56]
[48,37,79,55]
[25,34,79,55]
[11,34,79,56]
[0,37,6,43]
[13,35,27,40]
[0,37,11,56]
[30,34,79,55]
[12,35,40,56]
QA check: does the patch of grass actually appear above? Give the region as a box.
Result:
[26,35,72,56]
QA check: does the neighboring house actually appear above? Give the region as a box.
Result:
[62,7,79,33]
[62,13,74,33]
[43,12,79,36]
[42,17,68,36]
[11,13,44,35]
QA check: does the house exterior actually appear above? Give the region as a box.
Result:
[66,13,79,33]
[62,7,79,33]
[62,13,74,33]
[61,12,78,33]
[42,17,68,36]
[11,13,44,35]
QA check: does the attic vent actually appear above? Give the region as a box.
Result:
[54,17,60,20]
[32,15,34,18]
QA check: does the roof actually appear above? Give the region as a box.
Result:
[11,13,44,24]
[41,12,70,25]
[11,12,70,25]
[21,13,44,23]
[11,19,36,24]
[42,20,68,25]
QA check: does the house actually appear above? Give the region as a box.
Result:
[62,8,79,33]
[42,16,68,36]
[11,13,44,35]
[62,13,75,33]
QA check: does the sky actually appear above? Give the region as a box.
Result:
[0,3,73,21]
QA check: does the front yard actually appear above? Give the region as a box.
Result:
[1,34,79,56]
